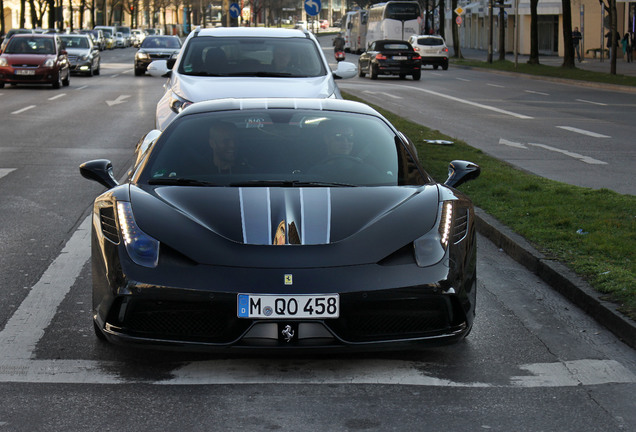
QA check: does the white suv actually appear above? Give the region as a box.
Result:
[152,26,358,130]
[408,35,449,70]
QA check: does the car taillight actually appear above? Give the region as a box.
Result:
[412,54,421,60]
[443,48,449,53]
[375,54,387,60]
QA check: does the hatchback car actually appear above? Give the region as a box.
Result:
[0,28,35,52]
[358,39,422,80]
[408,35,449,70]
[80,97,480,352]
[0,34,70,88]
[59,34,100,76]
[134,35,182,76]
[151,26,358,130]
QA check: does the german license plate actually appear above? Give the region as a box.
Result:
[393,56,407,60]
[238,294,339,319]
[15,69,35,76]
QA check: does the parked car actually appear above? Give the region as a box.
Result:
[59,34,100,76]
[79,97,480,352]
[358,39,422,80]
[79,29,106,51]
[0,33,70,88]
[408,34,449,70]
[134,35,182,76]
[114,32,126,48]
[150,26,357,130]
[131,29,145,47]
[94,26,116,49]
[0,28,35,52]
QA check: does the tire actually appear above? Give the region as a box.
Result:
[370,64,378,80]
[0,82,4,89]
[134,67,145,76]
[433,65,439,70]
[94,63,100,76]
[412,70,421,81]
[93,320,107,341]
[52,72,61,89]
[62,69,70,86]
[442,63,449,71]
[358,62,365,77]
[399,73,406,79]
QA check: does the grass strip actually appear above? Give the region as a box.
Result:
[343,91,636,321]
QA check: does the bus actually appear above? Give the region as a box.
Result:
[340,11,357,52]
[349,10,369,53]
[366,2,422,44]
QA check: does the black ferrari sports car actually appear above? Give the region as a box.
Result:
[80,97,480,352]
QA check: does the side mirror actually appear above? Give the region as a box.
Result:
[147,60,170,77]
[80,159,119,189]
[444,160,480,188]
[333,61,357,79]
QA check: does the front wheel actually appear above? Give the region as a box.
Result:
[412,70,421,81]
[358,64,365,78]
[62,69,70,86]
[52,72,62,89]
[134,67,145,76]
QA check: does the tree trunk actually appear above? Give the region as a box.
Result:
[528,0,540,64]
[561,0,575,68]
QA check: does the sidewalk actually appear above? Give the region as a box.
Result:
[457,47,636,77]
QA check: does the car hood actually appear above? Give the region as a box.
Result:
[64,48,90,55]
[1,53,54,64]
[128,185,440,267]
[173,74,337,101]
[139,48,180,54]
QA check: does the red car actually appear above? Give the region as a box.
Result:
[0,33,70,89]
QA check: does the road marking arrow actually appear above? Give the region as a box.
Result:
[106,95,131,106]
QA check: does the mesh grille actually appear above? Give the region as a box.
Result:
[453,208,469,244]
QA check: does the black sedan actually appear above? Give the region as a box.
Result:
[134,35,182,76]
[80,98,480,352]
[358,39,422,80]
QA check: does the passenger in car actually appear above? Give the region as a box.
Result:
[208,121,251,174]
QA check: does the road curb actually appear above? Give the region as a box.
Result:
[474,207,636,349]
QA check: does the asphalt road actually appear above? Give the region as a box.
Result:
[0,46,635,431]
[319,37,636,196]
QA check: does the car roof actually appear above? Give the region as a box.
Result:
[10,33,56,39]
[192,26,312,39]
[179,98,383,118]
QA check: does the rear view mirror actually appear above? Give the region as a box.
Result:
[148,60,170,77]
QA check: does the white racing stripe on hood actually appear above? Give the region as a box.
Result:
[240,188,331,245]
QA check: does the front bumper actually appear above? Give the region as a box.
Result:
[0,67,59,85]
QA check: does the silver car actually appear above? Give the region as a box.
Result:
[151,26,358,130]
[59,34,100,76]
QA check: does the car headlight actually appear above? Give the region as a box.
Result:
[136,52,149,60]
[43,58,55,67]
[117,201,160,268]
[169,92,193,114]
[0,57,7,67]
[413,201,454,267]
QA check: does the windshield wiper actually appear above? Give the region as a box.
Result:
[148,178,218,186]
[229,180,356,187]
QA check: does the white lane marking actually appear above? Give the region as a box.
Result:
[456,77,471,82]
[511,359,636,387]
[525,90,549,96]
[499,138,527,149]
[106,94,131,106]
[48,93,66,101]
[576,98,607,106]
[0,357,633,387]
[75,85,88,90]
[390,84,534,119]
[11,105,36,115]
[0,216,91,360]
[0,168,16,179]
[487,83,505,88]
[557,126,611,138]
[528,142,608,165]
[362,90,402,99]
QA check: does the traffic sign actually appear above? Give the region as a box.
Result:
[229,3,241,19]
[456,16,463,26]
[454,7,465,15]
[304,0,321,16]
